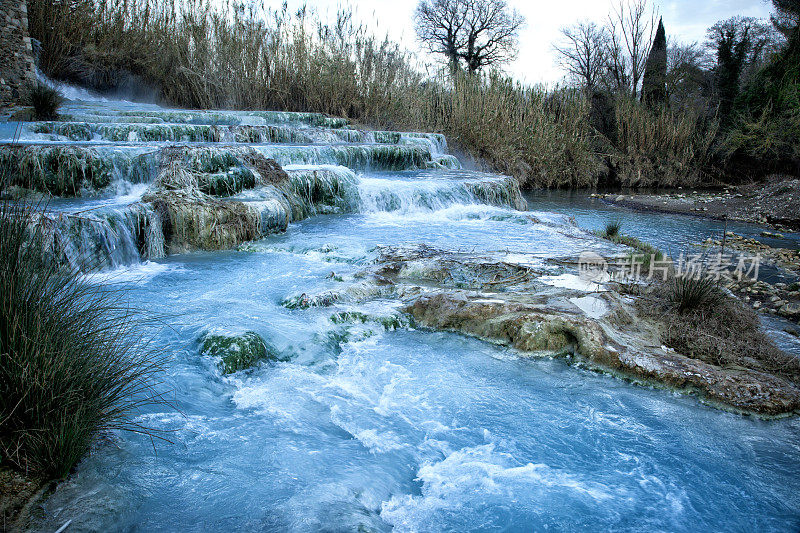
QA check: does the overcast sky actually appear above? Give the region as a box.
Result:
[269,0,773,84]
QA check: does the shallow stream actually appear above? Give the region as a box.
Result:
[6,90,800,532]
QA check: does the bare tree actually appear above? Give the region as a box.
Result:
[666,40,708,101]
[554,22,609,91]
[414,0,524,74]
[606,0,657,97]
[415,0,468,73]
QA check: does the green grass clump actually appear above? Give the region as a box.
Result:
[666,275,723,313]
[26,84,64,121]
[602,220,621,238]
[0,201,164,479]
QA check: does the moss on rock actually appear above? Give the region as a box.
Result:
[200,331,286,374]
[330,311,413,330]
[0,145,113,196]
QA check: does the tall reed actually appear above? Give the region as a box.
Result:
[612,96,718,187]
[28,0,720,189]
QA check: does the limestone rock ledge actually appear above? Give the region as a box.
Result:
[287,244,800,416]
[404,291,800,417]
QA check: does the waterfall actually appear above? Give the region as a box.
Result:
[5,96,528,271]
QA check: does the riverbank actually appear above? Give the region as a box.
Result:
[0,469,49,530]
[597,175,800,230]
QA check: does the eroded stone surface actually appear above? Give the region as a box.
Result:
[289,244,800,416]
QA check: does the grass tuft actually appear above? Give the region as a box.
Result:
[0,200,166,479]
[602,219,621,238]
[666,275,723,313]
[26,84,64,121]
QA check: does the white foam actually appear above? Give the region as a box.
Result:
[83,261,180,284]
[39,72,113,103]
[569,296,609,319]
[380,443,614,530]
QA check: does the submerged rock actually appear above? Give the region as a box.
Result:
[200,331,286,374]
[330,311,413,330]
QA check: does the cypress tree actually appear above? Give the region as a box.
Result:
[642,18,668,107]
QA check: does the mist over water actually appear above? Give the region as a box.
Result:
[13,85,800,532]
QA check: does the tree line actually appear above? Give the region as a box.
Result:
[414,0,800,179]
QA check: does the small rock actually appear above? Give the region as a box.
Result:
[780,303,800,317]
[200,331,288,374]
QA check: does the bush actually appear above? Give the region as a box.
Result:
[638,280,800,378]
[610,95,718,187]
[26,84,64,121]
[602,219,621,238]
[0,200,165,479]
[665,275,723,313]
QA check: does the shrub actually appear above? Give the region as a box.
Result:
[26,84,64,121]
[0,200,165,479]
[638,280,800,378]
[665,275,722,313]
[602,219,621,238]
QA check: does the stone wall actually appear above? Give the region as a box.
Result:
[0,0,37,107]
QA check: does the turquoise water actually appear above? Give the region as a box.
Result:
[8,89,800,532]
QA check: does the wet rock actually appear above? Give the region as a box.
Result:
[329,311,413,331]
[403,290,800,416]
[200,331,287,374]
[780,303,800,318]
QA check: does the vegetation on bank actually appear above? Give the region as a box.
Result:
[0,198,165,479]
[27,0,799,189]
[636,277,800,382]
[596,220,799,382]
[26,84,64,121]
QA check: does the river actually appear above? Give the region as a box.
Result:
[6,90,800,532]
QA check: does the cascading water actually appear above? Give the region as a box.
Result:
[4,87,800,532]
